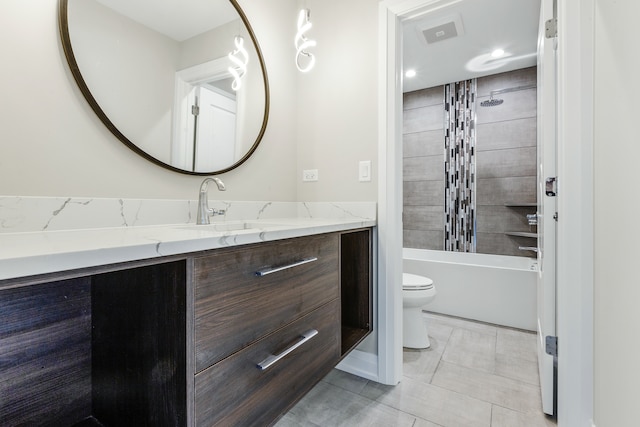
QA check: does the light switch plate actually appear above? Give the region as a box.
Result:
[303,169,318,182]
[359,161,371,182]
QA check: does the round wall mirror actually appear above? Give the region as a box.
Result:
[59,0,270,175]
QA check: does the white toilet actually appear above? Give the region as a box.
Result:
[403,273,437,349]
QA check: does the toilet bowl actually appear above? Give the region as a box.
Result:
[403,273,437,349]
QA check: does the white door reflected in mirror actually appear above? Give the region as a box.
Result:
[194,87,236,172]
[171,57,242,172]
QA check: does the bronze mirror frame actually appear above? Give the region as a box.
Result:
[58,0,270,176]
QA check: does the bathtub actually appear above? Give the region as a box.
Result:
[403,248,538,331]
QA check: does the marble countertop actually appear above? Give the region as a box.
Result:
[0,217,375,281]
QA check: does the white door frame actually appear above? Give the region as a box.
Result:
[555,0,594,425]
[376,0,472,386]
[537,0,558,415]
[378,0,595,422]
[171,57,233,170]
[376,1,404,385]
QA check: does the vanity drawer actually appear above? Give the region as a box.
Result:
[194,233,340,372]
[194,299,340,427]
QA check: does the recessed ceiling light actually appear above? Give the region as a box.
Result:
[405,69,417,78]
[491,49,505,58]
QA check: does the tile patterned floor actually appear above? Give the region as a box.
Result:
[275,312,557,427]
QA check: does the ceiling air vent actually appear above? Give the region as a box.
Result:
[417,14,464,45]
[422,21,458,43]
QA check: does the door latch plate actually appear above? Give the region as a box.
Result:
[545,177,557,197]
[545,335,558,357]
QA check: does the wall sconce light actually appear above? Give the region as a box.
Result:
[228,35,249,91]
[295,9,316,72]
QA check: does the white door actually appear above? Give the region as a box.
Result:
[536,0,557,416]
[194,86,237,172]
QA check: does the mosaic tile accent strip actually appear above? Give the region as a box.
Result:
[444,79,477,252]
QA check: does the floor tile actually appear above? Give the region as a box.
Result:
[496,328,538,363]
[403,321,452,384]
[277,381,418,427]
[274,413,322,427]
[441,328,497,373]
[491,405,557,426]
[413,417,444,427]
[280,314,552,427]
[323,369,370,395]
[495,352,540,386]
[424,312,498,337]
[361,375,492,427]
[324,402,418,427]
[431,361,543,414]
[423,316,456,342]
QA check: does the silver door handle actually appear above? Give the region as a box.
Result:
[519,246,538,252]
[257,329,318,371]
[255,257,317,276]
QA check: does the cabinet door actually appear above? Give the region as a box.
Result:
[194,233,339,372]
[195,300,340,427]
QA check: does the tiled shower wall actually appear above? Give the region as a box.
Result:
[403,85,445,250]
[402,67,537,257]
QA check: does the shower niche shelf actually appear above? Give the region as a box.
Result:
[504,202,537,207]
[503,204,538,240]
[505,231,537,238]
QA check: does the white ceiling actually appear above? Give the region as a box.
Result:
[95,0,239,41]
[402,0,541,92]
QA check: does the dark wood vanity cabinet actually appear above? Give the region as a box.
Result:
[0,261,187,427]
[195,300,341,426]
[193,233,341,373]
[192,233,344,426]
[0,228,372,427]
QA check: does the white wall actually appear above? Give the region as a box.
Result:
[0,0,379,203]
[594,0,640,425]
[295,0,379,202]
[70,0,180,162]
[0,0,299,201]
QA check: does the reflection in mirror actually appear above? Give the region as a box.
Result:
[60,0,269,175]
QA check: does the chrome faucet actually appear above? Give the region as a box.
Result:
[196,177,226,225]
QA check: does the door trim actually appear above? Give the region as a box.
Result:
[537,0,558,415]
[556,0,594,425]
[378,0,596,423]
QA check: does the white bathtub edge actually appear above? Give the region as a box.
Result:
[403,248,538,331]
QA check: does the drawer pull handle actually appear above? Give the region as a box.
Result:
[255,257,318,277]
[257,329,318,371]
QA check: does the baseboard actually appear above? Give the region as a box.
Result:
[336,349,379,382]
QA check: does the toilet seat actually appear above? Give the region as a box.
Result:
[403,273,434,291]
